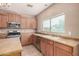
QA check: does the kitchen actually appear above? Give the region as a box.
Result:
[0,3,79,56]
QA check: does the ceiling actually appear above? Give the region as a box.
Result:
[0,3,52,16]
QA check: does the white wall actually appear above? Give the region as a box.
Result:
[36,3,79,36]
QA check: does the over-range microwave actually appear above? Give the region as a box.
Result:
[8,22,21,29]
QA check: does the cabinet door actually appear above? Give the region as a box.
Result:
[40,39,47,55]
[21,17,28,28]
[21,17,36,29]
[8,13,15,22]
[21,33,33,46]
[29,18,36,29]
[1,15,8,28]
[46,40,54,56]
[0,14,8,28]
[54,42,73,56]
[0,15,2,27]
[15,14,21,23]
[31,35,36,45]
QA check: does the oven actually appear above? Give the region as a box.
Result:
[7,30,21,38]
[7,22,21,38]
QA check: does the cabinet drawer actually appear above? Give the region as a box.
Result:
[55,42,73,53]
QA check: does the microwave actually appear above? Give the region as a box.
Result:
[8,22,20,29]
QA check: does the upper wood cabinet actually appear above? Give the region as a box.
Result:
[0,14,8,28]
[0,15,2,28]
[8,13,16,22]
[21,16,36,29]
[30,18,36,29]
[15,14,21,23]
[8,13,21,23]
[21,16,28,28]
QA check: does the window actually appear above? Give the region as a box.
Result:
[42,14,65,33]
[51,15,65,33]
[42,19,50,32]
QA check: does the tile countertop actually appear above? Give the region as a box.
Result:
[34,33,79,47]
[0,37,22,56]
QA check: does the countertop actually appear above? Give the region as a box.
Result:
[34,33,79,47]
[0,37,22,56]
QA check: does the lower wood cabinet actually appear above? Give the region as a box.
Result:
[54,42,73,56]
[40,38,47,55]
[21,33,33,46]
[32,35,36,45]
[40,38,54,56]
[46,40,54,56]
[39,36,73,56]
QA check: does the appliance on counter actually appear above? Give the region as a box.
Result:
[8,22,21,29]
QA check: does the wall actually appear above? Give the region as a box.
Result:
[36,3,79,36]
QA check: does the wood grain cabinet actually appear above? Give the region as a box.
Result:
[30,18,36,29]
[21,17,26,28]
[33,35,74,56]
[8,13,16,22]
[21,16,36,29]
[32,35,37,45]
[40,38,47,55]
[54,42,73,56]
[0,14,8,28]
[40,38,54,56]
[46,40,54,56]
[8,13,21,23]
[21,33,33,46]
[15,14,21,23]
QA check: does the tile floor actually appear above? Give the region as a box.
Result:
[22,45,42,56]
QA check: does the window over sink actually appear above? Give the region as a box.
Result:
[42,14,65,33]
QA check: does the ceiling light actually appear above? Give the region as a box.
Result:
[26,4,33,8]
[0,3,11,7]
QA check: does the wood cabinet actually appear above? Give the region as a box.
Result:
[40,38,47,55]
[21,16,36,29]
[8,13,16,22]
[29,18,36,29]
[33,35,74,56]
[15,14,21,23]
[21,33,33,46]
[0,15,2,27]
[0,14,8,28]
[46,40,54,56]
[32,35,37,45]
[54,42,73,56]
[21,16,28,28]
[40,38,54,56]
[0,12,36,29]
[8,13,21,23]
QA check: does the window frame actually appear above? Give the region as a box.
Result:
[42,19,51,32]
[42,13,65,33]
